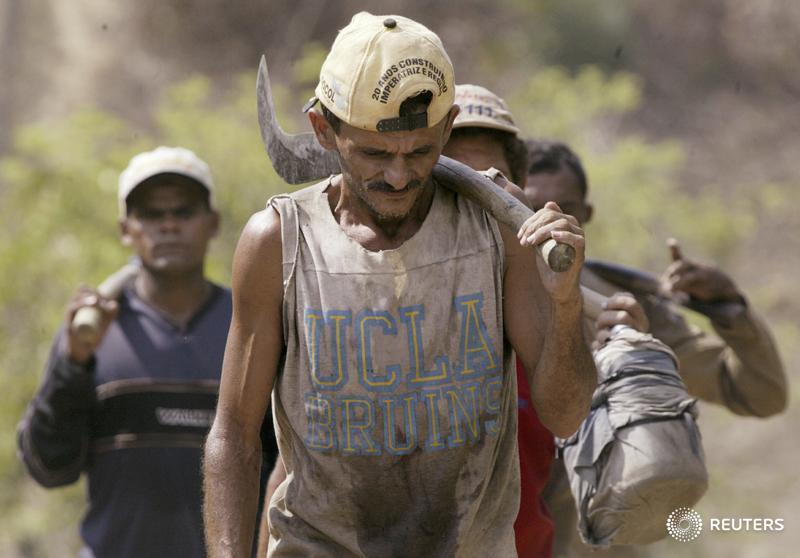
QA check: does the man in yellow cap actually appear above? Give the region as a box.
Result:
[204,12,595,557]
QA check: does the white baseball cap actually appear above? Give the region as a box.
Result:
[306,12,456,132]
[118,146,216,217]
[453,84,520,134]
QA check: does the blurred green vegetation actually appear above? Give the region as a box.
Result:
[497,0,632,69]
[0,54,796,557]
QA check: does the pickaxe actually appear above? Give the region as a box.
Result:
[255,56,576,273]
[584,259,744,322]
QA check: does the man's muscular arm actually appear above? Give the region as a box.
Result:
[503,201,595,438]
[204,208,284,557]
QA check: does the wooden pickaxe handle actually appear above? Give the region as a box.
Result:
[433,157,576,272]
[71,262,140,344]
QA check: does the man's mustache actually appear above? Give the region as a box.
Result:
[366,180,423,193]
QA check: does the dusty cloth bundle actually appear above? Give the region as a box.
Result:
[559,327,708,547]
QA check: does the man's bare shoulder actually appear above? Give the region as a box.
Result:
[232,207,283,300]
[239,207,282,258]
[247,205,282,234]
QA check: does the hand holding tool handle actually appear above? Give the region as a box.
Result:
[433,156,576,272]
[71,262,140,344]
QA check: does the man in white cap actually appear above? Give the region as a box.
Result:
[443,87,716,558]
[443,84,529,186]
[205,12,595,557]
[18,147,278,557]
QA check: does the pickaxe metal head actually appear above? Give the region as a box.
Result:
[257,55,340,184]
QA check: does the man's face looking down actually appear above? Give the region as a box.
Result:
[309,106,459,224]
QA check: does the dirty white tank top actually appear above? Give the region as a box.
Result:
[267,178,519,557]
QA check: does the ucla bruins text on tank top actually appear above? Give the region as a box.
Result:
[267,177,520,557]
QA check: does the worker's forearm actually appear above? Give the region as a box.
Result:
[712,306,787,416]
[530,295,595,438]
[203,423,262,558]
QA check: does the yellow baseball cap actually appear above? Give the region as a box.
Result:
[118,146,215,217]
[453,84,520,135]
[306,12,455,133]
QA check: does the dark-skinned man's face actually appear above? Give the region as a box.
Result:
[121,177,219,275]
[523,168,592,225]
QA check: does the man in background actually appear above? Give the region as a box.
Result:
[525,139,786,417]
[17,146,278,557]
[524,139,787,556]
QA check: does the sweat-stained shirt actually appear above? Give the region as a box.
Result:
[266,178,520,557]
